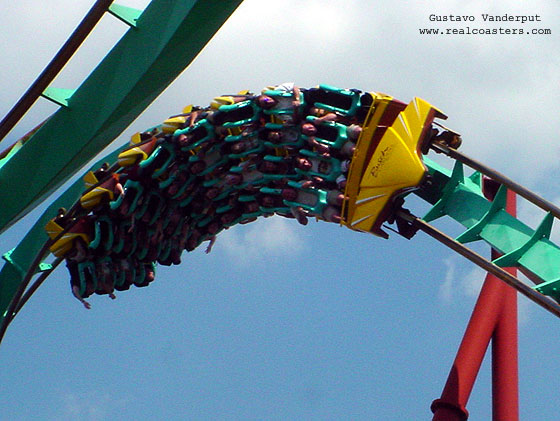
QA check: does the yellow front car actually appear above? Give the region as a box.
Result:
[342,96,446,237]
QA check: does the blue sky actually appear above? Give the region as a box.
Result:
[1,0,560,419]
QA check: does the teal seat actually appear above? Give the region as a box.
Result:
[158,171,176,190]
[113,261,126,289]
[228,146,264,160]
[226,133,264,159]
[115,220,138,258]
[135,189,165,226]
[171,216,187,238]
[210,188,236,202]
[109,180,143,216]
[234,194,264,221]
[77,261,97,297]
[217,100,261,129]
[178,194,194,208]
[134,230,153,261]
[214,204,243,227]
[258,186,290,214]
[310,84,361,117]
[133,263,148,287]
[261,89,305,118]
[196,215,214,228]
[157,238,173,262]
[188,145,229,176]
[202,178,220,187]
[94,256,116,294]
[216,204,233,214]
[176,119,215,152]
[283,180,329,216]
[261,155,299,181]
[200,180,238,202]
[112,219,131,254]
[223,216,243,228]
[159,163,194,191]
[238,194,257,202]
[138,142,176,178]
[88,215,114,252]
[229,164,266,190]
[263,123,303,149]
[295,149,342,182]
[303,116,348,150]
[161,205,183,237]
[241,210,265,221]
[170,175,196,200]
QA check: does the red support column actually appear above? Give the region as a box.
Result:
[431,188,518,420]
[491,194,519,420]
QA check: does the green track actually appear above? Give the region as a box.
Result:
[1,0,560,336]
[0,0,243,325]
[0,0,243,234]
[416,158,560,300]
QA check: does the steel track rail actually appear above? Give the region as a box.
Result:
[431,141,560,220]
[397,210,560,319]
[0,0,114,145]
[0,239,54,343]
[14,258,63,317]
[0,156,127,345]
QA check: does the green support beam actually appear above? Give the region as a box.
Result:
[418,157,560,296]
[0,0,243,234]
[0,148,124,325]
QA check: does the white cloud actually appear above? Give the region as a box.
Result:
[218,215,305,267]
[62,392,109,421]
[60,391,134,421]
[438,257,456,304]
[441,256,535,327]
[461,265,486,298]
[438,257,484,304]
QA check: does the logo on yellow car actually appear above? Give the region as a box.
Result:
[370,146,393,178]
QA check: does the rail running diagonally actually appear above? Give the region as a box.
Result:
[2,84,560,344]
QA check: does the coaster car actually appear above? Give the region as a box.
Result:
[162,104,197,132]
[260,87,305,120]
[342,95,447,237]
[263,123,304,149]
[138,142,176,178]
[79,171,122,211]
[303,116,349,150]
[88,215,114,253]
[212,100,261,129]
[175,118,214,151]
[305,84,361,117]
[117,132,159,167]
[46,215,94,258]
[109,179,143,216]
[188,145,229,176]
[210,90,253,109]
[295,149,342,182]
[282,180,329,216]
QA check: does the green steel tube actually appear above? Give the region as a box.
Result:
[400,211,560,319]
[0,0,115,145]
[0,147,124,332]
[0,0,243,234]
